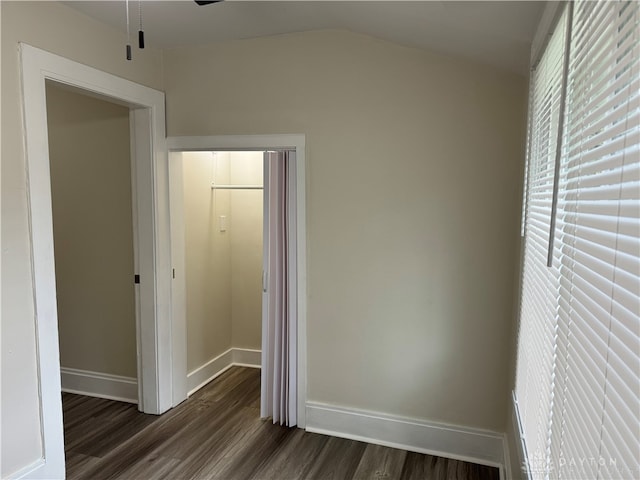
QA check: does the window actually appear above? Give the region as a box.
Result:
[516,7,568,476]
[515,2,639,479]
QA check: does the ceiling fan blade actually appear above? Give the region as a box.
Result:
[194,0,223,5]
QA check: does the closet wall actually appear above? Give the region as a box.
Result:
[229,153,264,349]
[183,151,263,375]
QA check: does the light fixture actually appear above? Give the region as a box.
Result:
[125,0,131,60]
[138,0,145,49]
[125,0,224,60]
[125,0,145,61]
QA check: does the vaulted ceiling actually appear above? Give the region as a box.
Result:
[65,1,545,75]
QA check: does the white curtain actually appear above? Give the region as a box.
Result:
[261,150,297,427]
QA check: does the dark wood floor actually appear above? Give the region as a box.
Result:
[63,367,500,480]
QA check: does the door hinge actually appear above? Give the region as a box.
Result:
[134,274,140,284]
[172,268,176,279]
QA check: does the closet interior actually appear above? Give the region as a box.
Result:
[182,151,264,392]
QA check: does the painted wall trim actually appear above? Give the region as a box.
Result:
[232,348,262,368]
[187,349,233,395]
[187,348,262,396]
[167,134,305,152]
[167,134,307,428]
[502,432,512,480]
[306,402,506,473]
[60,368,138,404]
[530,1,563,68]
[5,458,46,480]
[18,43,169,480]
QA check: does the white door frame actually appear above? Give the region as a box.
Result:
[166,135,308,428]
[18,44,173,479]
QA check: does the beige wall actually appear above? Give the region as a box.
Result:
[183,151,232,371]
[0,1,163,475]
[183,151,263,372]
[230,152,263,350]
[164,29,527,432]
[1,3,529,474]
[46,85,137,378]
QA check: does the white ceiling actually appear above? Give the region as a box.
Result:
[64,0,546,75]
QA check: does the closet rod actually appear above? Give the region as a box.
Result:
[211,184,263,190]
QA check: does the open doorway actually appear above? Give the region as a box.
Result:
[20,44,171,478]
[180,151,264,394]
[45,83,139,405]
[168,138,307,428]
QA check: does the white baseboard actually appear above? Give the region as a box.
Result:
[60,367,137,404]
[306,402,506,472]
[187,348,234,395]
[187,347,261,396]
[502,432,511,480]
[6,458,45,480]
[232,347,261,368]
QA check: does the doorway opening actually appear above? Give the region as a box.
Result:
[179,151,264,395]
[45,83,140,406]
[20,44,170,478]
[167,136,307,428]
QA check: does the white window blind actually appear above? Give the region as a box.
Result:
[516,8,568,479]
[516,1,640,479]
[552,1,639,478]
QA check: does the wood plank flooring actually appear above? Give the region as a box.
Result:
[63,367,500,480]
